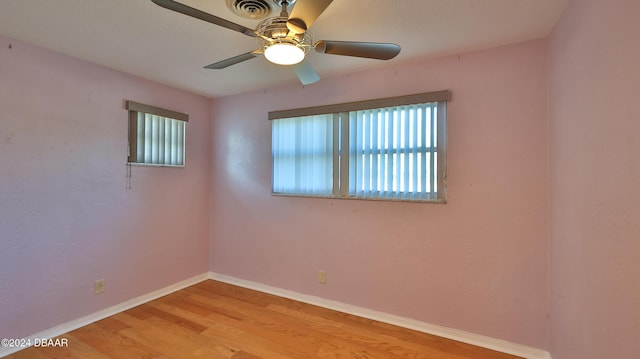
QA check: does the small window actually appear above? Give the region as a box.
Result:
[126,101,188,167]
[270,91,448,202]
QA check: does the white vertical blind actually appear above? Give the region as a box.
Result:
[272,115,333,195]
[132,112,185,166]
[270,91,447,202]
[349,103,438,200]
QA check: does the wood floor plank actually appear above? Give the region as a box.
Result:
[116,318,200,357]
[151,301,293,358]
[60,333,112,359]
[4,280,523,359]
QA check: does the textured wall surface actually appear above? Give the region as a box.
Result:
[210,40,550,349]
[0,35,211,340]
[549,0,640,358]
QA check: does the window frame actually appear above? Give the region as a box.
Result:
[126,100,188,167]
[269,90,449,203]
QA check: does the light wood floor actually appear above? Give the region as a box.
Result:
[6,280,522,358]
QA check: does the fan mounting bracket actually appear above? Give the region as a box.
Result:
[272,0,296,7]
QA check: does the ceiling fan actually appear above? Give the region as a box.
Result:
[150,0,401,85]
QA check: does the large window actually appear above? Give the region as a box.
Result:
[270,91,448,202]
[126,101,188,167]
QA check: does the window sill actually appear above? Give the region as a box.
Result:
[271,192,446,204]
[127,162,185,168]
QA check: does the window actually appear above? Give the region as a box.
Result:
[270,91,448,202]
[126,101,188,167]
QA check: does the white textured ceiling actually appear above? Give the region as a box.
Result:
[0,0,569,98]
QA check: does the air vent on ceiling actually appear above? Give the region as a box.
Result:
[226,0,274,20]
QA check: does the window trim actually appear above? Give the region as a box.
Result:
[126,100,188,167]
[269,90,449,203]
[268,90,449,120]
[126,101,189,122]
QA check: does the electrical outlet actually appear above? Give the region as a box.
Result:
[318,271,326,284]
[94,279,105,294]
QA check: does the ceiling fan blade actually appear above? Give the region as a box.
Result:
[293,62,320,85]
[150,0,255,37]
[286,0,333,34]
[204,51,262,69]
[314,40,401,60]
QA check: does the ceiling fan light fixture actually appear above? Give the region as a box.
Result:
[264,42,305,65]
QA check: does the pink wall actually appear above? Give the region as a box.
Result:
[0,35,211,339]
[549,0,640,358]
[210,40,550,349]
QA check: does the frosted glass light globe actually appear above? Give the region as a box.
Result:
[264,43,305,65]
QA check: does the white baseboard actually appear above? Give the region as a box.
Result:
[209,272,551,359]
[0,273,209,358]
[1,272,551,359]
